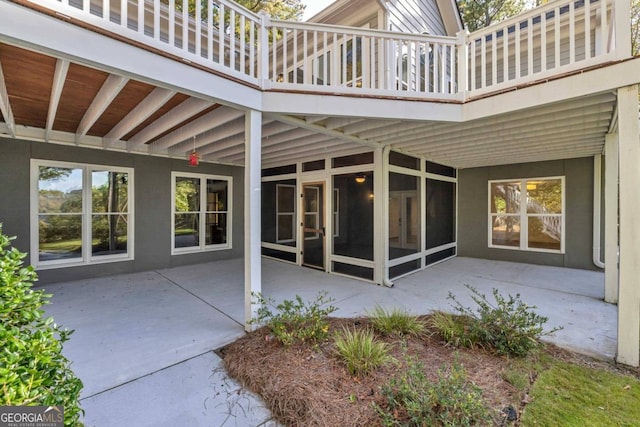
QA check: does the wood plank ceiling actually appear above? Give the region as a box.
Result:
[0,42,615,169]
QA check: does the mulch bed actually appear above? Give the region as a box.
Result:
[219,316,539,426]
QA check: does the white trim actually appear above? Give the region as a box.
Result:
[171,171,233,255]
[488,176,565,254]
[261,241,297,253]
[30,159,134,269]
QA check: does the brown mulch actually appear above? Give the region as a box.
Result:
[219,316,639,427]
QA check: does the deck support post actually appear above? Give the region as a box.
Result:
[616,85,640,366]
[244,109,262,332]
[604,133,618,303]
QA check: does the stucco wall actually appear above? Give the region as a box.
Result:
[457,157,597,270]
[0,137,244,284]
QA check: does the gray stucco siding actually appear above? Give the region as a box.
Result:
[457,157,597,270]
[0,137,244,284]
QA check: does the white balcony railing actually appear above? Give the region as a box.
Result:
[24,0,619,100]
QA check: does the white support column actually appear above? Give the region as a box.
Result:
[616,85,640,366]
[604,133,619,303]
[244,109,262,332]
[613,0,632,60]
[374,146,391,286]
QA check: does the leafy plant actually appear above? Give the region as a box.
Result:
[0,225,84,426]
[334,327,392,377]
[368,306,425,337]
[448,285,563,357]
[251,290,337,347]
[375,355,490,426]
[428,311,475,349]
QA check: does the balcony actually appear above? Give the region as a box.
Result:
[19,0,625,102]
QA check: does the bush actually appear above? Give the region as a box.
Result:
[251,290,337,347]
[0,225,84,426]
[334,327,392,377]
[369,306,425,337]
[376,355,490,426]
[448,285,563,357]
[428,311,475,349]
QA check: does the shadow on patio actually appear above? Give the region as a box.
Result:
[41,257,615,426]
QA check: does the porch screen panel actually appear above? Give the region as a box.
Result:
[332,172,374,261]
[389,172,420,259]
[425,178,456,249]
[174,177,200,248]
[91,171,129,256]
[37,166,83,262]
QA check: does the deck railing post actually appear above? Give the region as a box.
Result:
[456,29,469,101]
[259,11,271,89]
[612,0,631,59]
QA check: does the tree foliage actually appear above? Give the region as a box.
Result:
[458,0,526,31]
[236,0,304,20]
[632,0,640,55]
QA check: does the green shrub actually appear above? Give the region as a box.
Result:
[448,285,563,357]
[334,327,392,377]
[369,306,425,337]
[375,355,490,426]
[428,311,475,348]
[0,226,84,426]
[251,290,337,347]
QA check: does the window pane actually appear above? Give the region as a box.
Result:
[206,213,227,245]
[175,213,199,248]
[175,177,200,212]
[528,216,561,250]
[38,167,83,213]
[92,171,128,213]
[207,179,227,211]
[491,182,520,214]
[38,214,82,261]
[491,215,520,247]
[92,214,128,256]
[527,179,562,214]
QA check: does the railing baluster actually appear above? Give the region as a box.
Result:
[240,15,246,72]
[480,35,486,88]
[121,0,127,29]
[139,0,146,35]
[302,29,307,84]
[515,22,521,79]
[470,39,476,91]
[440,44,446,93]
[362,36,369,89]
[153,0,159,40]
[555,6,561,67]
[103,0,109,22]
[282,27,288,82]
[425,41,431,93]
[600,0,607,53]
[491,31,497,86]
[323,32,328,85]
[569,0,575,64]
[503,26,509,83]
[433,43,439,92]
[332,32,338,87]
[249,19,255,77]
[449,44,455,94]
[415,41,422,93]
[585,0,591,60]
[230,10,236,70]
[292,29,298,84]
[312,31,318,86]
[527,17,533,75]
[541,11,547,71]
[218,3,225,68]
[181,0,187,51]
[207,1,213,62]
[195,0,202,56]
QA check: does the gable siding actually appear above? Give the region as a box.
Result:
[385,0,447,35]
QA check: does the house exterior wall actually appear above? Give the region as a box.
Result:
[457,157,596,270]
[0,137,244,284]
[384,0,447,35]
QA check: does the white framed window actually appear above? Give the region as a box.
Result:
[172,172,232,254]
[489,177,564,253]
[276,184,295,243]
[31,160,134,269]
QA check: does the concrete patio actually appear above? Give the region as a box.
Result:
[40,257,616,426]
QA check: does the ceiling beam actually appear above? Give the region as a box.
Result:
[76,74,129,140]
[0,57,16,138]
[126,97,213,148]
[105,87,176,143]
[151,107,244,150]
[46,59,69,142]
[170,117,246,156]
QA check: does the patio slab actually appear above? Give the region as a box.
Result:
[40,256,615,426]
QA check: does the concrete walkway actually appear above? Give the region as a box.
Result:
[41,257,615,426]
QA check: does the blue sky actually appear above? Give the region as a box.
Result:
[302,0,336,20]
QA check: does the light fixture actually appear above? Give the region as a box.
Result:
[355,174,366,184]
[188,136,200,167]
[526,183,537,190]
